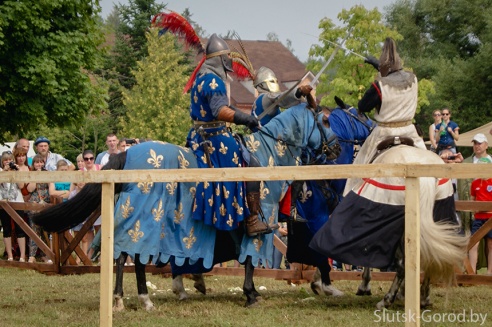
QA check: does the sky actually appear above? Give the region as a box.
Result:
[99,0,395,62]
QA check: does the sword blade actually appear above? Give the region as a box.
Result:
[310,31,352,87]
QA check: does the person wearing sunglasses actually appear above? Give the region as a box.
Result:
[435,108,459,155]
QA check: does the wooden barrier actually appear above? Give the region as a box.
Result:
[3,163,492,327]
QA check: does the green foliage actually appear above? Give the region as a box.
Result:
[101,0,167,135]
[0,0,107,144]
[308,6,403,108]
[386,0,492,135]
[120,30,190,145]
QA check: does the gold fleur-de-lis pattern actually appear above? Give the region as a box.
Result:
[121,196,134,219]
[208,194,214,207]
[197,81,204,93]
[219,142,228,155]
[174,203,184,224]
[137,182,153,194]
[232,152,239,166]
[253,238,263,252]
[226,214,233,227]
[299,182,313,203]
[215,185,220,196]
[275,140,286,157]
[166,182,177,195]
[128,220,144,243]
[268,208,276,226]
[147,149,163,168]
[200,106,207,118]
[209,78,218,90]
[183,227,196,249]
[152,199,164,222]
[246,135,260,153]
[160,224,165,239]
[219,203,226,216]
[232,196,244,215]
[259,181,270,200]
[178,151,190,169]
[222,186,229,199]
[268,156,274,167]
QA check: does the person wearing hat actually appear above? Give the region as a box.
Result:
[457,133,492,270]
[468,156,492,275]
[34,136,75,171]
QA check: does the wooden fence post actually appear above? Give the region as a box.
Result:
[405,177,420,327]
[100,183,114,327]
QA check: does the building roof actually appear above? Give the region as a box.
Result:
[197,39,312,110]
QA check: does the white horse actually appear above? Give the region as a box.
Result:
[310,144,468,308]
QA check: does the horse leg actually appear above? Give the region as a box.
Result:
[377,246,404,309]
[191,273,206,295]
[243,255,260,307]
[310,261,344,297]
[356,267,372,296]
[420,275,432,308]
[172,274,189,301]
[134,254,154,311]
[113,253,127,312]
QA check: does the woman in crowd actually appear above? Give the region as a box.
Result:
[429,109,442,153]
[26,154,51,263]
[0,151,26,262]
[48,160,71,200]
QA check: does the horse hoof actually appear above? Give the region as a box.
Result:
[138,294,155,311]
[194,281,206,295]
[376,300,387,310]
[356,289,372,296]
[113,295,125,312]
[244,300,259,308]
[310,282,321,295]
[323,284,344,297]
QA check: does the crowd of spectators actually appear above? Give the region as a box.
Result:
[0,133,136,263]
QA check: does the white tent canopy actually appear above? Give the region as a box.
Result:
[456,122,492,147]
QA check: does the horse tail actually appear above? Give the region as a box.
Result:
[32,152,127,232]
[419,177,468,284]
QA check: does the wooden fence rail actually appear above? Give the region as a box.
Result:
[2,163,492,327]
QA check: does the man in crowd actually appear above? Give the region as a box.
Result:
[95,133,120,167]
[15,138,33,165]
[34,136,75,171]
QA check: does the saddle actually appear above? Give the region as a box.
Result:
[376,136,414,151]
[369,136,415,164]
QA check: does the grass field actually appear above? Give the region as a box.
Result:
[0,264,491,327]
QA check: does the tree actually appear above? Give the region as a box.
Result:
[120,30,190,145]
[307,5,435,118]
[102,0,167,134]
[0,0,107,144]
[385,0,492,134]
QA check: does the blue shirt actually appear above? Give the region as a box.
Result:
[436,121,459,146]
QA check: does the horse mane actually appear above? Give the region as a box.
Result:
[32,152,127,232]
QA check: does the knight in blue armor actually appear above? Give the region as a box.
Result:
[187,34,274,237]
[251,66,314,131]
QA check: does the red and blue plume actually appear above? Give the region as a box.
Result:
[151,10,204,53]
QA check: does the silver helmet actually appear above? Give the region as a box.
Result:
[205,33,233,73]
[253,66,280,93]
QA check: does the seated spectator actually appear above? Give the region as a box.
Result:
[468,157,492,275]
[0,151,26,262]
[48,160,71,200]
[26,154,51,263]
